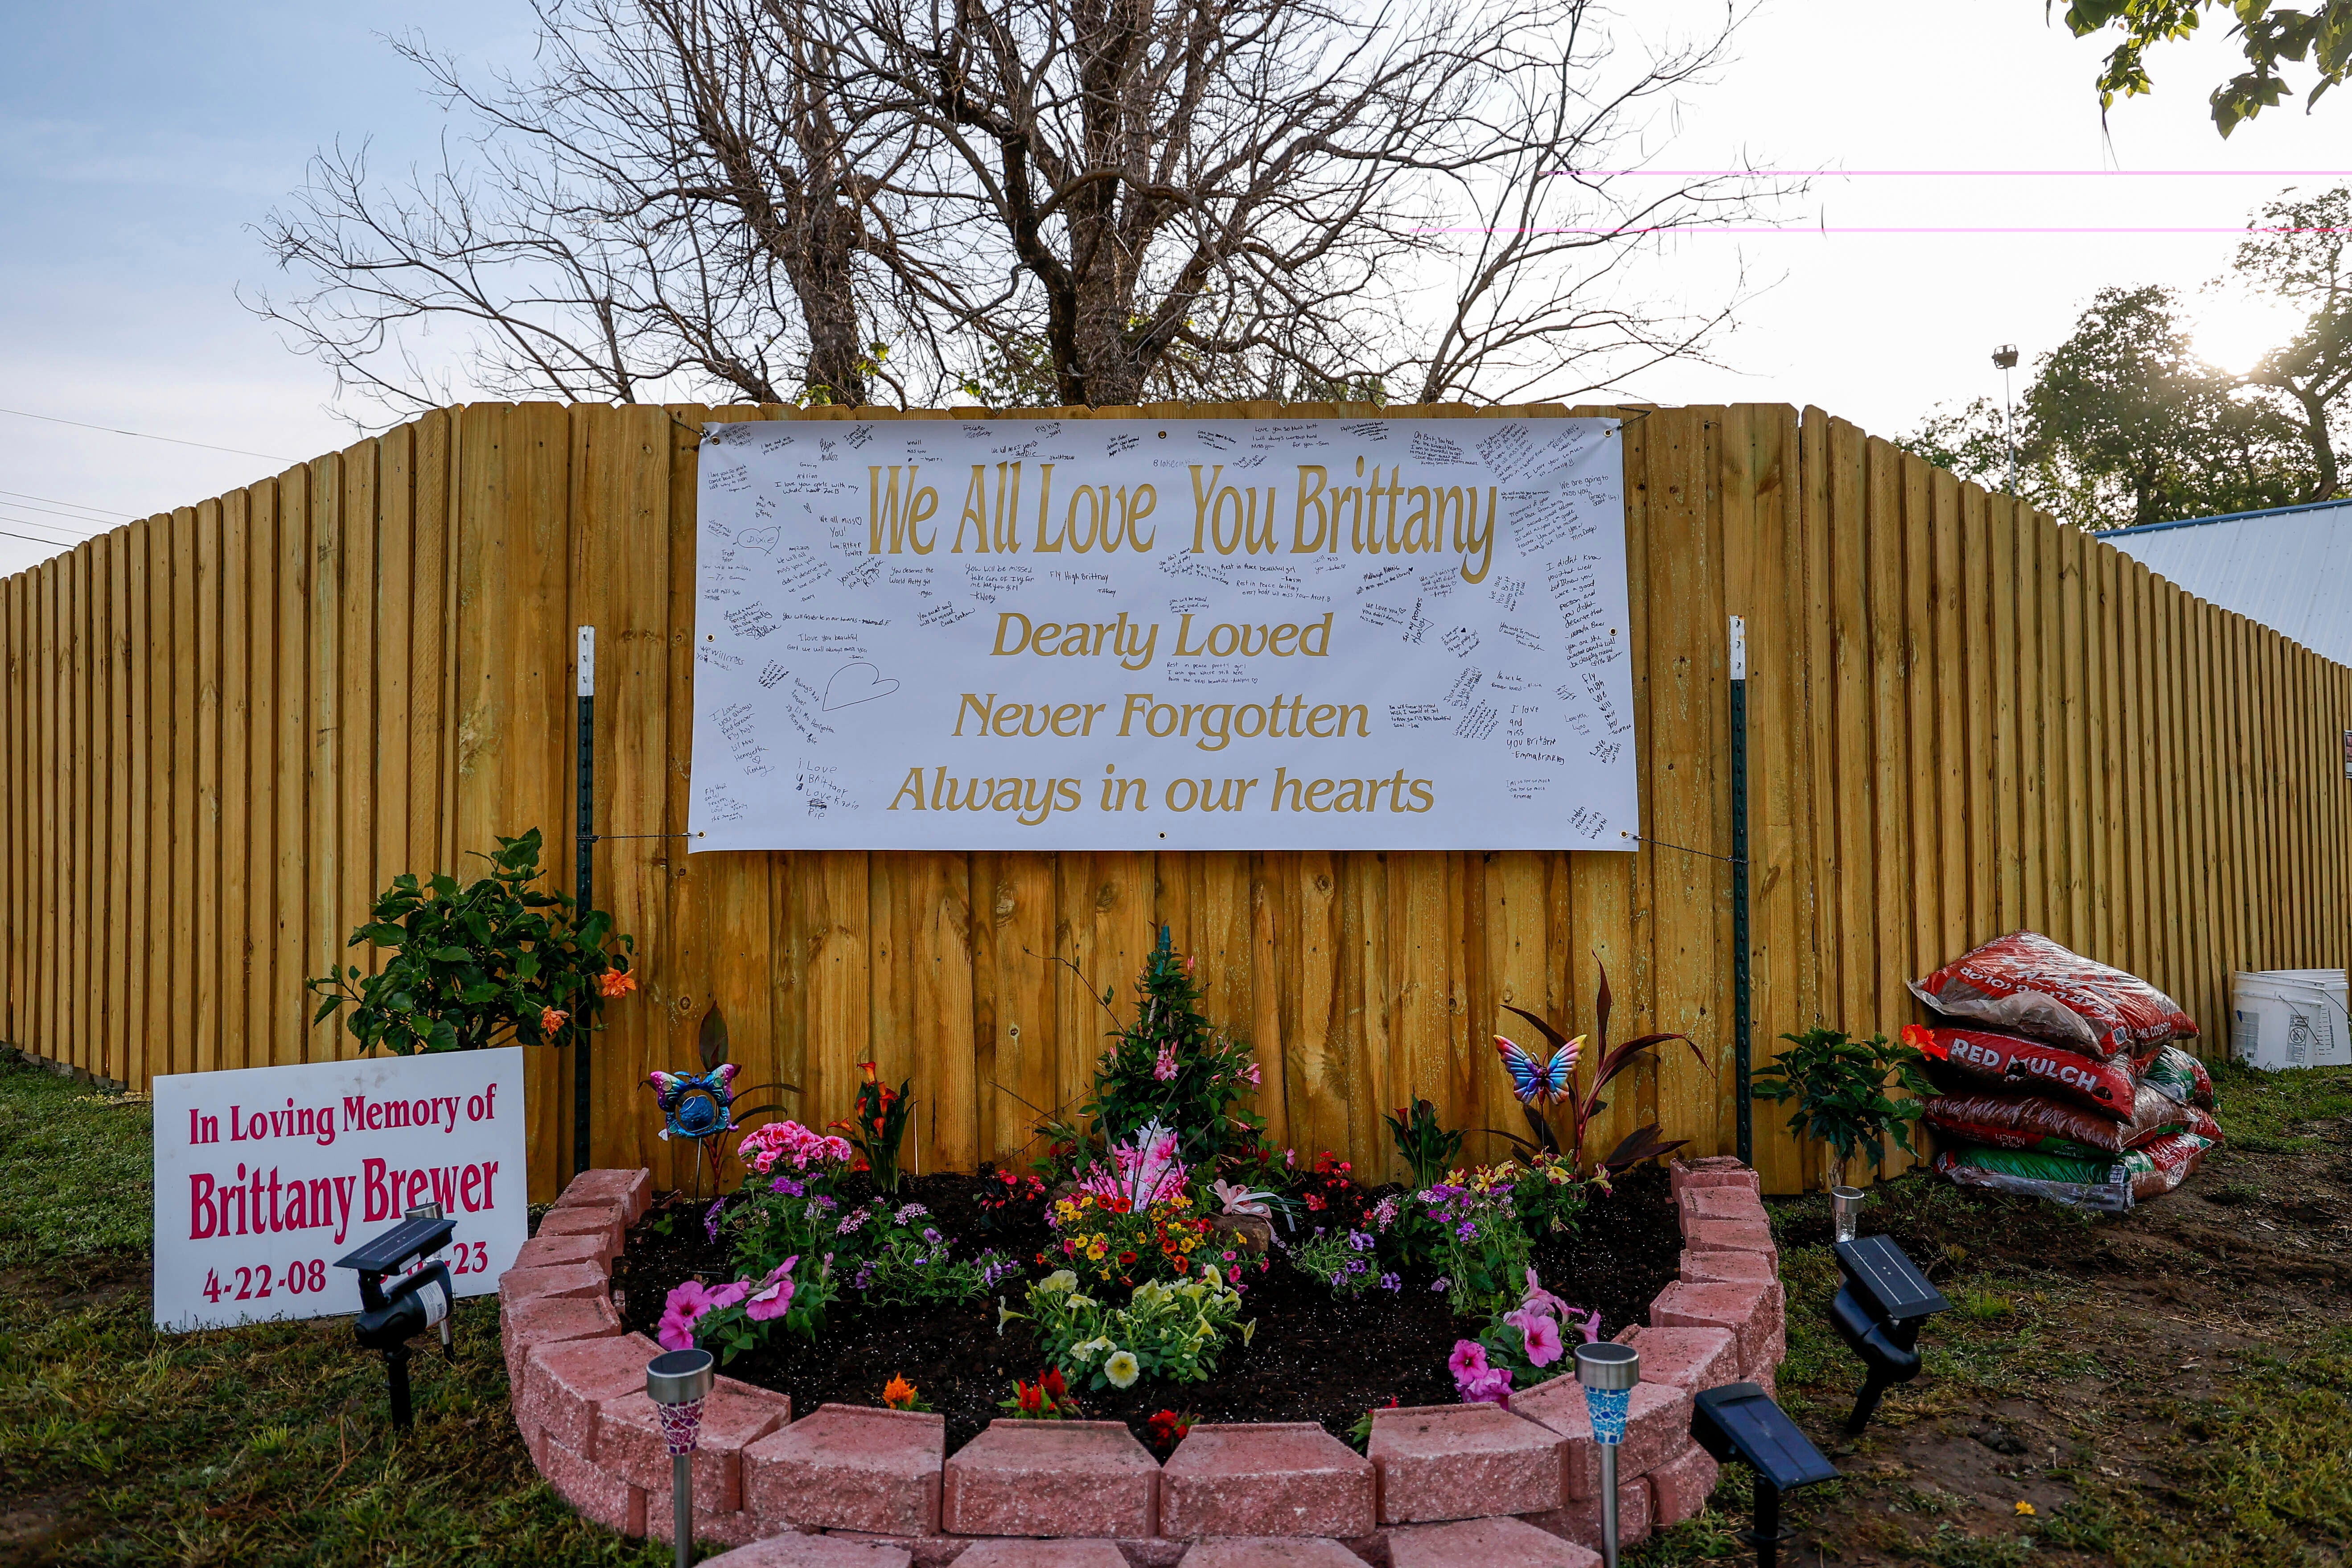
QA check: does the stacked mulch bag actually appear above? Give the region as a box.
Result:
[1904,931,2222,1212]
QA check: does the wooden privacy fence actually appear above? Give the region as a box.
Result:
[5,402,2348,1199]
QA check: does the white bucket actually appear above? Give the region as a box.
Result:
[2231,970,2352,1070]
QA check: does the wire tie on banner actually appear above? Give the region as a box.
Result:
[1621,831,1747,867]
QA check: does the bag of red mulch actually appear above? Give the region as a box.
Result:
[1923,1082,2195,1157]
[1933,1145,2134,1213]
[2129,1131,2215,1200]
[2136,1043,2216,1110]
[1908,931,2196,1059]
[1904,1024,2138,1121]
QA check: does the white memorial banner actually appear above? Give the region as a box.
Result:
[688,416,1639,852]
[152,1049,528,1331]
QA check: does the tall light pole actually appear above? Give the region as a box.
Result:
[1992,344,2019,496]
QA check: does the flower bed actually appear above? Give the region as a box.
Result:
[498,1156,1785,1565]
[605,1161,1683,1453]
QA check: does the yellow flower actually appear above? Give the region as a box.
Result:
[2015,1502,2036,1517]
[1104,1350,1140,1388]
[1088,1240,1108,1260]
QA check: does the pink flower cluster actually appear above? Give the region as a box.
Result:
[736,1119,851,1175]
[1076,1120,1188,1209]
[657,1258,800,1350]
[1448,1340,1513,1406]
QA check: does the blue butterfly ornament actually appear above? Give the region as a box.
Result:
[646,1062,741,1141]
[1493,1033,1580,1106]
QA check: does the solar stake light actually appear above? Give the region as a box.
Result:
[1575,1341,1641,1568]
[1827,1234,1952,1435]
[1690,1382,1841,1568]
[647,1347,716,1568]
[1830,1184,1865,1243]
[405,1202,456,1355]
[334,1211,459,1430]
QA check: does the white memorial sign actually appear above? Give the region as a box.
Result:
[152,1049,528,1331]
[689,416,1639,852]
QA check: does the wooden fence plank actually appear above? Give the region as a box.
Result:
[275,470,311,1066]
[194,502,222,1077]
[219,494,251,1071]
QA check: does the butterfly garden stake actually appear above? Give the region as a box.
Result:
[644,1006,798,1198]
[1491,957,1709,1173]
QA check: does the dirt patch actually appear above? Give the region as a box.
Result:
[1745,1103,2352,1568]
[610,1165,1685,1454]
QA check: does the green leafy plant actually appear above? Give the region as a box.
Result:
[1751,1026,1935,1190]
[1497,957,1706,1173]
[1383,1097,1464,1189]
[836,1060,914,1193]
[1007,1269,1248,1391]
[306,829,634,1054]
[1069,927,1266,1169]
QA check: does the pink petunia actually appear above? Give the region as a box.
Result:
[1521,1313,1563,1368]
[1521,1268,1571,1321]
[744,1257,799,1322]
[1447,1339,1489,1381]
[657,1280,713,1351]
[1460,1366,1514,1407]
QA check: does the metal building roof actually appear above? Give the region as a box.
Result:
[2103,496,2352,669]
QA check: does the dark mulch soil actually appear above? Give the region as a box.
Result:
[609,1164,1683,1455]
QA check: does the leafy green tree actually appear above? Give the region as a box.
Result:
[307,829,635,1054]
[2233,186,2352,498]
[1901,283,2313,528]
[2057,0,2352,136]
[1750,1027,1934,1192]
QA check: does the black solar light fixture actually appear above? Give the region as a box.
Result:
[1691,1382,1841,1568]
[1827,1233,1952,1434]
[334,1210,459,1430]
[647,1347,716,1568]
[1574,1341,1641,1568]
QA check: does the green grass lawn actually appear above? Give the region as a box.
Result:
[0,1049,670,1568]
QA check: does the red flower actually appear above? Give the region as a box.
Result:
[1019,1382,1042,1412]
[859,1060,880,1084]
[1042,1367,1066,1399]
[1118,1251,1137,1266]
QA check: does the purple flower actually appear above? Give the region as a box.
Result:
[768,1175,806,1198]
[1379,1273,1402,1292]
[1447,1340,1489,1380]
[704,1198,726,1243]
[837,1209,870,1235]
[1347,1230,1375,1252]
[922,1227,943,1245]
[1455,1220,1477,1240]
[1431,1276,1452,1293]
[893,1203,929,1225]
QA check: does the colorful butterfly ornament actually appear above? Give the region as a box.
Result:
[647,1063,742,1141]
[1493,1033,1581,1106]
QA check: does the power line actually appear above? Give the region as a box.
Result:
[0,511,102,547]
[1560,168,2352,177]
[0,525,89,553]
[0,405,295,463]
[0,498,111,534]
[0,488,132,520]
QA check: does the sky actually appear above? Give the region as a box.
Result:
[0,0,2344,579]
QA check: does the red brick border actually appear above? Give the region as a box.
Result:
[497,1155,1784,1567]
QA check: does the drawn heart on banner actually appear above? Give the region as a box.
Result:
[822,662,901,711]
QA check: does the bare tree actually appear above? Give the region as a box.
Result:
[252,0,904,415]
[254,0,1790,419]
